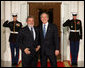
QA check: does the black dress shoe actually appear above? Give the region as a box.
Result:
[12,63,18,66]
[72,63,77,67]
[72,63,77,65]
[72,65,77,67]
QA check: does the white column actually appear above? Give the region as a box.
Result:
[61,1,70,61]
[1,1,6,61]
[61,2,64,62]
[78,1,84,62]
[11,1,27,27]
[4,1,12,63]
[20,2,27,27]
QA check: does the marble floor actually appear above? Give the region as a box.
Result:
[1,60,84,67]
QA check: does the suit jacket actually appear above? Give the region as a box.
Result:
[17,26,39,56]
[3,20,22,42]
[63,19,82,41]
[39,23,59,55]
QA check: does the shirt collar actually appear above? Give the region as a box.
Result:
[27,25,33,30]
[43,22,49,26]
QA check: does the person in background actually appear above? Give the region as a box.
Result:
[3,13,22,66]
[63,12,82,67]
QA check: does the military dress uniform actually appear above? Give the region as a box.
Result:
[3,19,22,65]
[63,14,82,66]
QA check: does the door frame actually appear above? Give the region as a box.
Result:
[27,2,65,61]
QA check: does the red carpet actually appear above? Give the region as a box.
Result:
[16,60,72,67]
[37,61,65,67]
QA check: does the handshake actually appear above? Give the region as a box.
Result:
[24,45,40,55]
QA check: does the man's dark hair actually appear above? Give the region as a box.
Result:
[26,16,34,22]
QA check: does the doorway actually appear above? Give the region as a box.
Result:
[28,2,61,59]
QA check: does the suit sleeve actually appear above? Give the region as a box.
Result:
[36,26,41,46]
[3,20,10,27]
[17,29,26,52]
[79,20,82,39]
[54,25,59,50]
[36,29,40,46]
[63,19,71,27]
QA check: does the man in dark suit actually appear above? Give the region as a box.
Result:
[17,16,40,67]
[63,12,82,67]
[39,12,59,67]
[3,14,22,66]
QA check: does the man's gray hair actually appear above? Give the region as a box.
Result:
[40,12,49,18]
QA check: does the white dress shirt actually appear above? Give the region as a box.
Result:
[42,22,49,33]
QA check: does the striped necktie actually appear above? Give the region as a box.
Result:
[31,27,34,39]
[43,24,46,38]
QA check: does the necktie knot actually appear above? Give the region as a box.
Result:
[31,27,33,31]
[44,24,46,27]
